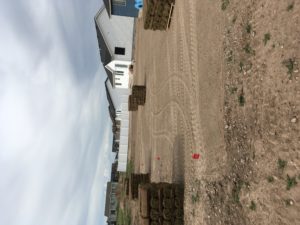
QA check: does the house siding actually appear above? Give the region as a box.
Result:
[106,60,131,89]
[95,23,114,84]
[95,7,134,62]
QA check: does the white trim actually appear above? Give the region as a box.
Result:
[105,64,114,73]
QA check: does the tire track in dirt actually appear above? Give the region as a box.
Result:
[151,100,191,131]
[150,73,192,98]
[137,109,150,173]
[149,64,191,155]
[150,135,173,183]
[150,91,193,184]
[186,0,204,162]
[152,98,190,125]
[169,7,180,73]
[172,111,192,184]
[166,39,172,74]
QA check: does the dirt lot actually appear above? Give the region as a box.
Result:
[128,0,300,224]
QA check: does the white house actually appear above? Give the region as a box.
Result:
[105,80,130,172]
[96,5,135,172]
[95,6,134,89]
[106,60,132,89]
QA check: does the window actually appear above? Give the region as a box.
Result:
[114,70,124,76]
[115,71,124,75]
[114,47,125,55]
[112,0,126,6]
[115,64,128,68]
[115,82,122,86]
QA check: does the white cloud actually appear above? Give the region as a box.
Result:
[0,1,112,225]
[0,67,112,225]
[85,124,112,225]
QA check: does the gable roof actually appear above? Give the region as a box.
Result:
[103,0,111,17]
[94,8,114,85]
[105,78,116,123]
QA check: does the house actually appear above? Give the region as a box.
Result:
[103,0,139,18]
[105,79,121,144]
[111,136,119,153]
[117,107,129,172]
[104,182,118,225]
[95,6,134,89]
[96,5,133,172]
[110,161,119,182]
[104,79,130,172]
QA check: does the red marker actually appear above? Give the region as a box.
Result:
[192,153,200,159]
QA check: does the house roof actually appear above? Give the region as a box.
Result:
[105,79,116,123]
[104,182,112,217]
[94,8,114,85]
[103,0,112,17]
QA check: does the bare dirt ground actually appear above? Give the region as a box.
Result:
[128,0,300,225]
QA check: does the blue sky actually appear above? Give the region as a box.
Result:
[0,0,114,225]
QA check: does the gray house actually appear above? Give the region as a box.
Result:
[110,161,119,182]
[104,182,118,225]
[95,6,134,89]
[103,0,139,18]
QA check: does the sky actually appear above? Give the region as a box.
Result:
[0,0,114,225]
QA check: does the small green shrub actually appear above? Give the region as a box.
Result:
[239,61,244,72]
[227,50,233,62]
[282,58,296,75]
[117,206,131,225]
[246,23,252,34]
[221,0,230,10]
[126,160,133,178]
[191,192,199,204]
[285,199,294,206]
[229,87,238,94]
[249,201,256,210]
[263,33,271,45]
[287,3,294,11]
[278,158,287,170]
[286,175,297,190]
[232,179,244,203]
[232,15,237,24]
[239,94,245,106]
[244,43,255,55]
[267,176,274,183]
[245,182,250,189]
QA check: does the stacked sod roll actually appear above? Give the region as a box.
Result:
[144,0,175,30]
